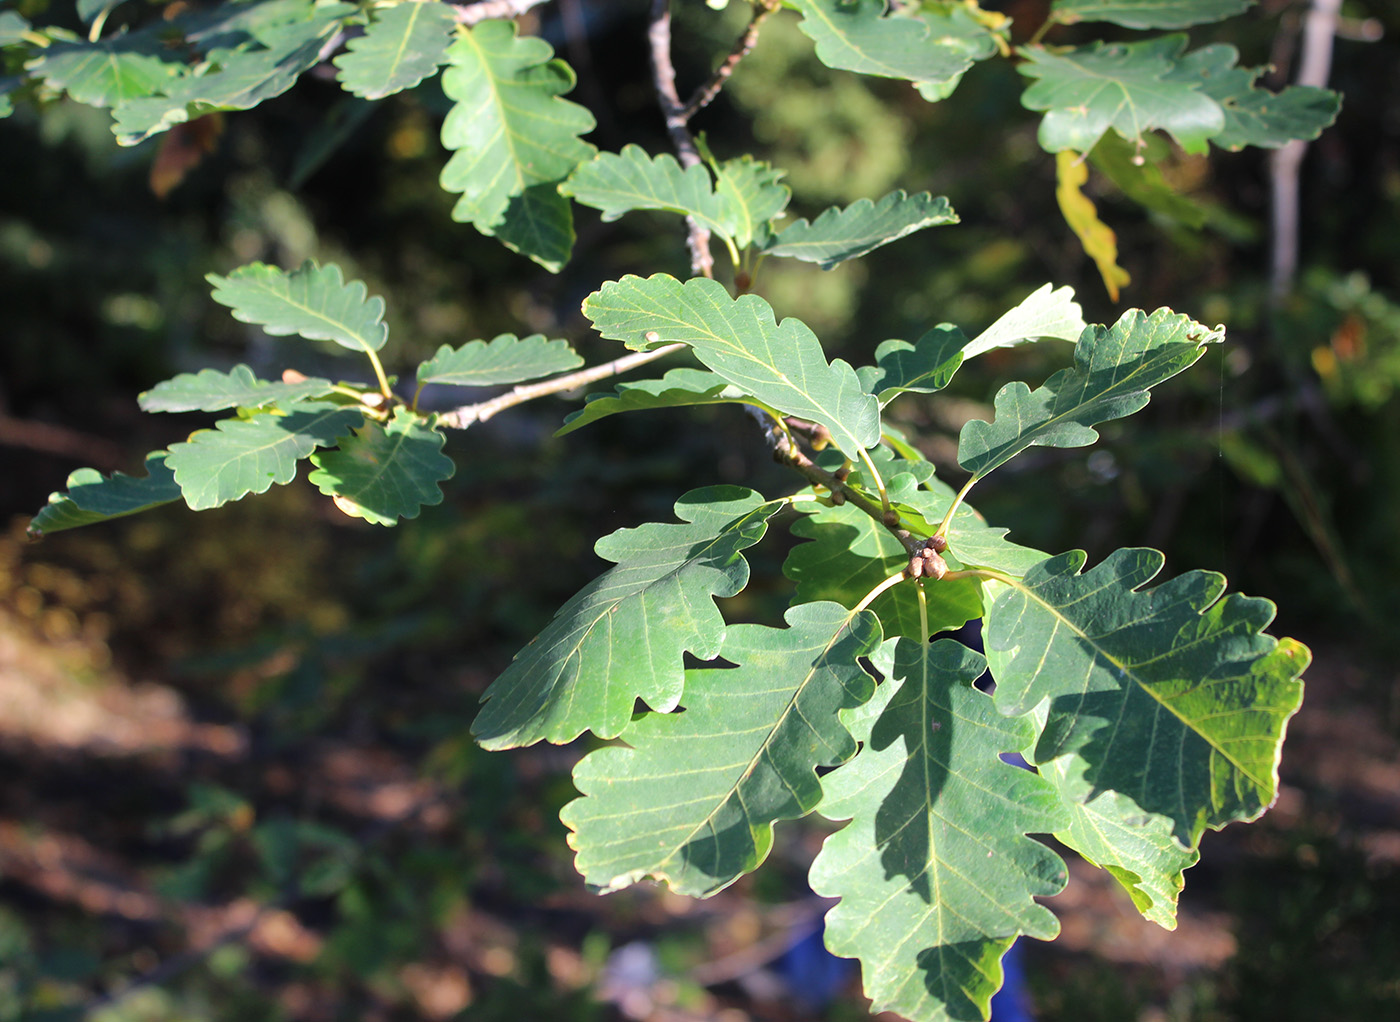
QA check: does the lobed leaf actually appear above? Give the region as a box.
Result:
[957,307,1223,481]
[28,453,182,538]
[416,333,582,388]
[207,261,389,354]
[857,324,966,405]
[761,190,958,269]
[1051,0,1253,30]
[1019,36,1224,155]
[439,19,596,269]
[332,0,456,100]
[712,155,790,250]
[962,283,1085,360]
[811,638,1069,1022]
[1037,750,1199,929]
[583,274,880,457]
[791,0,1003,101]
[556,369,746,436]
[308,408,454,526]
[984,547,1310,846]
[1056,150,1132,301]
[166,402,363,511]
[30,34,179,108]
[139,364,335,413]
[561,145,729,237]
[563,602,881,897]
[471,487,785,749]
[1165,44,1340,151]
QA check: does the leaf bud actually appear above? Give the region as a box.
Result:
[923,552,948,580]
[907,555,924,578]
[929,534,948,553]
[882,508,901,529]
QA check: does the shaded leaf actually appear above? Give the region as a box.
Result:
[28,453,181,538]
[811,638,1069,1022]
[333,0,456,100]
[1037,749,1199,929]
[791,0,1003,100]
[489,182,577,272]
[1019,36,1223,154]
[207,261,389,354]
[561,144,729,237]
[958,308,1223,481]
[1055,151,1131,301]
[308,408,454,525]
[417,334,582,388]
[583,274,879,457]
[556,368,746,436]
[857,324,966,405]
[984,548,1310,846]
[1,11,32,45]
[139,364,335,413]
[30,34,179,108]
[166,403,363,510]
[472,487,785,749]
[1166,43,1340,150]
[762,190,958,269]
[1051,0,1252,30]
[563,602,881,896]
[1088,132,1209,229]
[439,19,595,267]
[962,283,1086,360]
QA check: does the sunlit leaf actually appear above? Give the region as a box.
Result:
[811,638,1069,1022]
[166,403,363,510]
[561,144,729,237]
[857,324,966,405]
[27,453,181,537]
[556,369,746,436]
[984,547,1310,846]
[762,190,958,269]
[207,261,390,355]
[308,407,454,525]
[139,364,335,413]
[958,307,1222,480]
[1056,152,1132,300]
[563,602,881,896]
[333,0,456,100]
[416,334,582,388]
[962,283,1086,359]
[472,487,785,749]
[583,274,880,457]
[1051,0,1253,30]
[712,155,790,250]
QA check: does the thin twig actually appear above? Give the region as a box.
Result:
[681,0,780,121]
[450,0,554,25]
[438,343,687,428]
[648,0,714,278]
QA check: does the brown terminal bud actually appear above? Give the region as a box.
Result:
[923,552,948,580]
[929,534,948,553]
[907,555,924,578]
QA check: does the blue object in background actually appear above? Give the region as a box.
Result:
[989,938,1036,1022]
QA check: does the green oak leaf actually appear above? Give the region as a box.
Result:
[961,283,1086,360]
[308,408,454,526]
[957,308,1223,481]
[471,486,785,749]
[562,601,881,896]
[29,34,179,108]
[556,369,746,436]
[1166,44,1340,150]
[811,638,1069,1022]
[561,144,730,238]
[712,155,790,250]
[207,261,389,355]
[1037,748,1199,929]
[857,324,966,405]
[791,0,1002,101]
[439,19,596,268]
[27,453,182,538]
[332,0,456,100]
[139,365,335,413]
[166,402,363,511]
[1088,132,1210,228]
[761,190,958,269]
[1,11,32,46]
[583,274,880,457]
[1051,0,1253,30]
[1018,36,1224,154]
[416,334,582,388]
[984,547,1310,846]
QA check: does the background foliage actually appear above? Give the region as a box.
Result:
[2,1,1399,1020]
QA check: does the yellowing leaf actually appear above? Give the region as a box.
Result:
[1056,150,1131,301]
